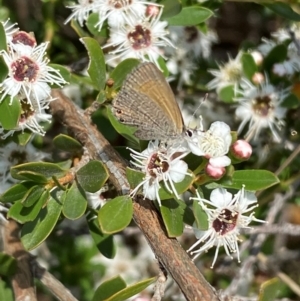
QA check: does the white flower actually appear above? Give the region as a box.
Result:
[129,140,189,206]
[65,0,100,26]
[187,121,232,168]
[187,187,264,268]
[96,0,150,31]
[0,42,66,111]
[235,79,289,142]
[103,10,174,67]
[207,51,244,94]
[0,97,52,139]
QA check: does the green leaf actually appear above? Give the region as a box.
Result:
[8,190,49,224]
[218,170,279,191]
[63,182,87,220]
[165,6,213,26]
[241,52,257,80]
[21,188,64,250]
[21,185,45,207]
[0,22,7,51]
[0,96,21,130]
[218,85,235,103]
[93,276,156,301]
[87,213,116,258]
[93,276,127,301]
[193,200,208,231]
[160,0,182,20]
[98,196,133,234]
[258,277,281,301]
[11,162,67,181]
[160,198,184,237]
[264,3,300,21]
[0,253,16,277]
[76,160,109,193]
[0,182,36,203]
[0,57,8,82]
[110,59,140,90]
[107,107,140,146]
[53,134,83,153]
[81,37,106,90]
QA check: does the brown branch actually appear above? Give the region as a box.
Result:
[2,219,37,301]
[50,89,220,301]
[32,258,79,301]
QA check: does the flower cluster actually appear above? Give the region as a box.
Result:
[0,20,67,138]
[128,121,251,205]
[206,24,300,143]
[65,0,175,67]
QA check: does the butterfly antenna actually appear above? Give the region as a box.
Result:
[187,93,208,128]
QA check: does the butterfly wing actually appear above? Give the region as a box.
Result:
[112,62,184,140]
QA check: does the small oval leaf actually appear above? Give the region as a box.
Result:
[63,182,87,220]
[98,196,133,234]
[81,37,106,90]
[77,160,109,193]
[11,162,67,181]
[93,276,126,301]
[165,7,213,26]
[53,134,83,153]
[219,170,279,191]
[0,96,21,130]
[160,198,185,237]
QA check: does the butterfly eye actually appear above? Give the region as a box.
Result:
[185,129,194,138]
[116,109,123,114]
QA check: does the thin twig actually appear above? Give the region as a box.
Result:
[151,264,167,301]
[32,258,79,301]
[275,145,300,176]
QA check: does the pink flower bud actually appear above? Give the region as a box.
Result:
[231,140,252,160]
[252,72,265,85]
[205,163,225,179]
[146,5,160,17]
